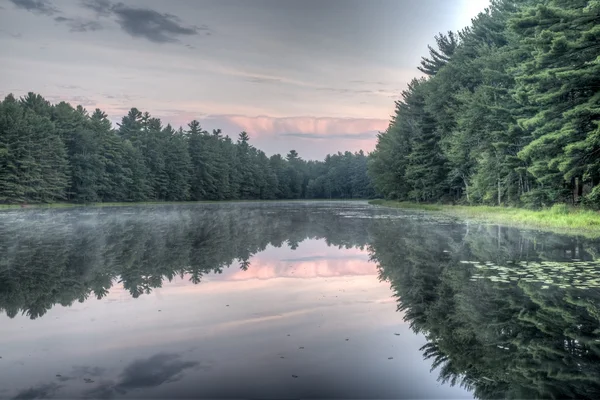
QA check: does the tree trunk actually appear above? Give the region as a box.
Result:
[497,179,501,206]
[518,175,523,197]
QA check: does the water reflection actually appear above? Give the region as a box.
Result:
[0,202,375,319]
[1,202,600,399]
[372,220,600,399]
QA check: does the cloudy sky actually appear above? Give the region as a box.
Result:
[0,0,489,159]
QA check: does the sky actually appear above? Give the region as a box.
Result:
[0,0,489,159]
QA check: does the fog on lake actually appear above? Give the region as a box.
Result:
[1,201,599,399]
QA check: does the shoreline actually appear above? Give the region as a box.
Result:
[0,198,369,211]
[369,200,600,237]
[6,199,599,238]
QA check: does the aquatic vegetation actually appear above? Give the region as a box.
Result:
[461,260,600,289]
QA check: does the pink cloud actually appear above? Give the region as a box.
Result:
[26,89,388,158]
[223,115,388,137]
[153,114,389,158]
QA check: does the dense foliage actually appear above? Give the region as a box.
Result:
[369,0,600,209]
[0,93,375,203]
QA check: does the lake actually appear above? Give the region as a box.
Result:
[1,201,599,399]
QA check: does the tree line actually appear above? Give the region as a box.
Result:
[368,0,600,209]
[0,93,375,204]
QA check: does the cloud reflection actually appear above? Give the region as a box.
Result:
[228,255,376,281]
[85,353,202,398]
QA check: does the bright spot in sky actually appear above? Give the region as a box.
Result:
[456,0,491,29]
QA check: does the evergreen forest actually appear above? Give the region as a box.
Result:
[368,0,600,209]
[3,0,599,210]
[0,93,374,204]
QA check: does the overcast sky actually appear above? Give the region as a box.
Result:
[0,0,489,159]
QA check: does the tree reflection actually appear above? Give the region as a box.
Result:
[370,221,600,399]
[0,203,373,319]
[3,204,600,398]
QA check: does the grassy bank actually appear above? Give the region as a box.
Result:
[370,199,600,236]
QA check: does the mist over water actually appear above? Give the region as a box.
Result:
[1,202,599,399]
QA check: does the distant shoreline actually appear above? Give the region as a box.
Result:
[370,200,600,238]
[0,199,371,210]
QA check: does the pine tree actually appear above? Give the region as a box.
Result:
[237,131,258,199]
[93,109,130,202]
[187,120,211,200]
[512,0,600,206]
[403,79,449,202]
[418,31,458,76]
[0,95,39,202]
[52,102,104,203]
[164,127,191,201]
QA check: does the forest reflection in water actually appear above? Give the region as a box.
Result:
[1,201,600,399]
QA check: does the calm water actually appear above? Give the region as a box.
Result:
[1,202,600,399]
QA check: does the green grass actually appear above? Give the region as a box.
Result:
[370,200,600,237]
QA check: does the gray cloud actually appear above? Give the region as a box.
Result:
[110,3,203,43]
[13,382,63,400]
[51,365,107,384]
[280,132,378,140]
[9,0,58,16]
[80,0,112,17]
[72,365,107,377]
[10,0,206,43]
[79,1,209,43]
[10,0,102,33]
[54,16,103,32]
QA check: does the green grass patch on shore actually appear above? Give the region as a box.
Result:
[369,199,600,236]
